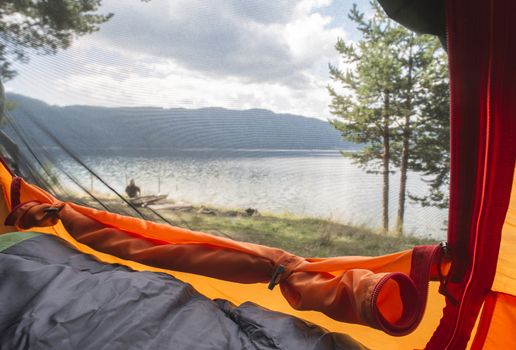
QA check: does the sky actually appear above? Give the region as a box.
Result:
[5,0,368,120]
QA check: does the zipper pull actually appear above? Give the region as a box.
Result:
[440,241,450,259]
[438,241,458,304]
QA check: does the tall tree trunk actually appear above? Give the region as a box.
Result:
[396,38,414,236]
[396,116,410,235]
[382,92,390,234]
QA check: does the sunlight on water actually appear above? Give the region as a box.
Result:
[58,149,447,239]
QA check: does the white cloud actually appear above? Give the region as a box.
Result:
[7,0,354,119]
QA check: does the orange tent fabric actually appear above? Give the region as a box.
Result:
[1,0,515,348]
[2,172,444,337]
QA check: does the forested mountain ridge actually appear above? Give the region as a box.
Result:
[6,93,358,153]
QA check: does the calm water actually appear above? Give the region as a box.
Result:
[58,149,447,239]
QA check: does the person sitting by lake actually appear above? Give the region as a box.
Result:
[125,179,141,198]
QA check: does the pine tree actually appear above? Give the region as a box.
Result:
[0,0,113,81]
[328,2,403,233]
[329,1,449,235]
[393,30,448,235]
[407,50,450,211]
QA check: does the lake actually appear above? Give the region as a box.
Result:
[57,149,447,239]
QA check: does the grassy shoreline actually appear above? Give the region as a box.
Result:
[110,201,439,257]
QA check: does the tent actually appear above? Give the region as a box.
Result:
[0,0,514,348]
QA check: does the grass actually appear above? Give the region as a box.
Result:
[129,204,439,257]
[71,195,438,257]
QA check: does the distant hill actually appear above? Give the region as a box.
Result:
[5,93,358,155]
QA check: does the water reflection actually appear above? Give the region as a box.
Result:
[56,149,447,239]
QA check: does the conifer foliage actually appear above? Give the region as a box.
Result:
[0,0,113,80]
[328,1,449,235]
